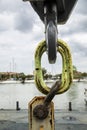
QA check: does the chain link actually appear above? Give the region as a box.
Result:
[34,39,73,95]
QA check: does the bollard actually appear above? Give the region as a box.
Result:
[68,102,72,111]
[16,101,20,111]
[84,99,87,106]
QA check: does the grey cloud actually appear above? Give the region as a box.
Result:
[0,42,16,50]
[75,0,87,15]
[0,0,19,13]
[80,20,87,32]
[15,11,35,32]
[0,0,38,33]
[77,45,87,57]
[59,16,87,37]
[58,0,87,37]
[14,2,39,32]
[0,18,12,33]
[0,26,8,32]
[69,40,87,57]
[0,0,29,13]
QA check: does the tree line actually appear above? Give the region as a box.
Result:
[0,66,87,81]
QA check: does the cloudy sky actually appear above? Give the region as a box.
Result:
[0,0,87,74]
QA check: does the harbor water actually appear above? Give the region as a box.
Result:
[0,81,87,110]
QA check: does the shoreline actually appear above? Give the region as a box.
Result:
[0,79,87,84]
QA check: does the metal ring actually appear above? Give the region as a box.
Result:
[46,21,57,63]
[34,39,73,95]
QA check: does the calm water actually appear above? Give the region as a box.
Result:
[0,82,87,110]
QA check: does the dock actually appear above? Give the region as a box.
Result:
[0,109,87,130]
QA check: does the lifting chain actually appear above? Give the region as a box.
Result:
[22,1,77,130]
[34,39,73,95]
[28,39,73,130]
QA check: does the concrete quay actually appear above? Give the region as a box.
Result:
[0,109,87,130]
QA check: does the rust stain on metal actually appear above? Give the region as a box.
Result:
[28,96,54,130]
[40,125,44,130]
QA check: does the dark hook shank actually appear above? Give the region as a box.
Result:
[44,81,61,106]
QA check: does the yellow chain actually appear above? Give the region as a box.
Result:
[34,39,73,95]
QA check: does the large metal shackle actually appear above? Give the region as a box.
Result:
[34,39,73,95]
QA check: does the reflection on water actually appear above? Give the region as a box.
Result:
[0,82,87,110]
[67,83,79,101]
